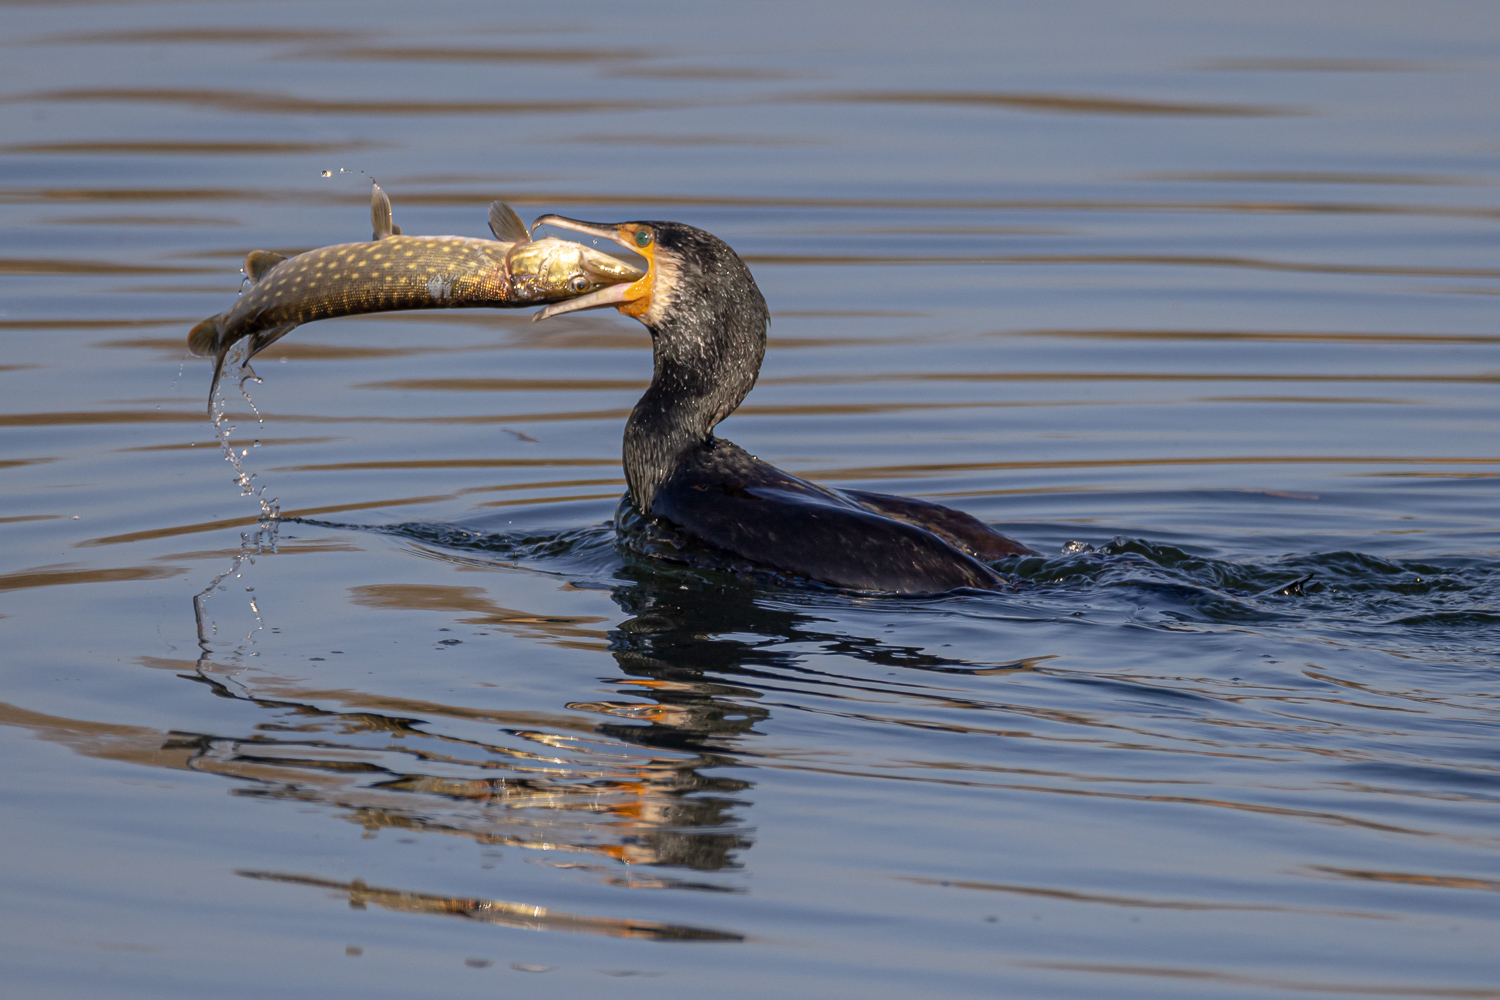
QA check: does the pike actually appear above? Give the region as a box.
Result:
[188,184,643,411]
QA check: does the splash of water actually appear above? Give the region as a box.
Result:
[192,331,288,673]
[208,337,280,520]
[193,515,280,673]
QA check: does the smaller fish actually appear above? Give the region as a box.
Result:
[188,184,643,411]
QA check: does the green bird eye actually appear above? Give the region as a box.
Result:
[634,229,653,248]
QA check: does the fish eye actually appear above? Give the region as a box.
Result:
[634,228,653,248]
[570,275,589,292]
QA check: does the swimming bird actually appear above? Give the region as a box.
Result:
[528,216,1037,594]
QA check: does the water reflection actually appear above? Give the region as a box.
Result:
[150,510,1500,954]
[234,872,742,941]
[0,658,742,936]
[169,660,754,884]
[160,519,1070,937]
[159,546,819,922]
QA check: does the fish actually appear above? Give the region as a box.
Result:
[187,183,644,411]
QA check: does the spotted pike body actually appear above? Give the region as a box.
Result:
[191,234,585,348]
[188,184,641,409]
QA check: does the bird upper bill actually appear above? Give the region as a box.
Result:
[529,215,655,322]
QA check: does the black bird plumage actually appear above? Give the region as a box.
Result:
[533,217,1037,594]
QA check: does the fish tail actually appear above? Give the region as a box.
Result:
[199,321,297,416]
[188,315,236,414]
[188,315,222,357]
[206,346,233,416]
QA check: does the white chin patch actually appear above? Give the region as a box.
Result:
[642,251,678,327]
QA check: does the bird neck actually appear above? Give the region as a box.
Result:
[624,294,767,512]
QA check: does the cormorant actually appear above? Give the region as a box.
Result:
[530,216,1037,595]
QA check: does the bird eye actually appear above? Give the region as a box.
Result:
[570,275,589,292]
[634,229,653,248]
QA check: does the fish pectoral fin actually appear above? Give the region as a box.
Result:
[371,182,398,240]
[488,201,528,244]
[247,323,297,359]
[243,250,288,285]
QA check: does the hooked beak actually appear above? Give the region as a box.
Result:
[529,215,654,322]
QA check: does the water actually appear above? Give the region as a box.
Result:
[2,1,1498,996]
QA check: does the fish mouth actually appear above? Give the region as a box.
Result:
[527,216,656,322]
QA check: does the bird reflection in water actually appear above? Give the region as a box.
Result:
[165,538,1014,936]
[177,555,794,927]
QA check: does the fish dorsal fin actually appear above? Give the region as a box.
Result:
[243,250,288,284]
[371,182,399,240]
[488,201,529,244]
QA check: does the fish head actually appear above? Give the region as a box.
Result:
[522,218,678,323]
[504,237,644,304]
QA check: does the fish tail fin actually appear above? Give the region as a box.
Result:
[206,346,233,416]
[188,315,222,357]
[190,312,234,415]
[191,313,298,415]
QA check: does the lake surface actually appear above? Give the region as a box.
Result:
[2,1,1498,997]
